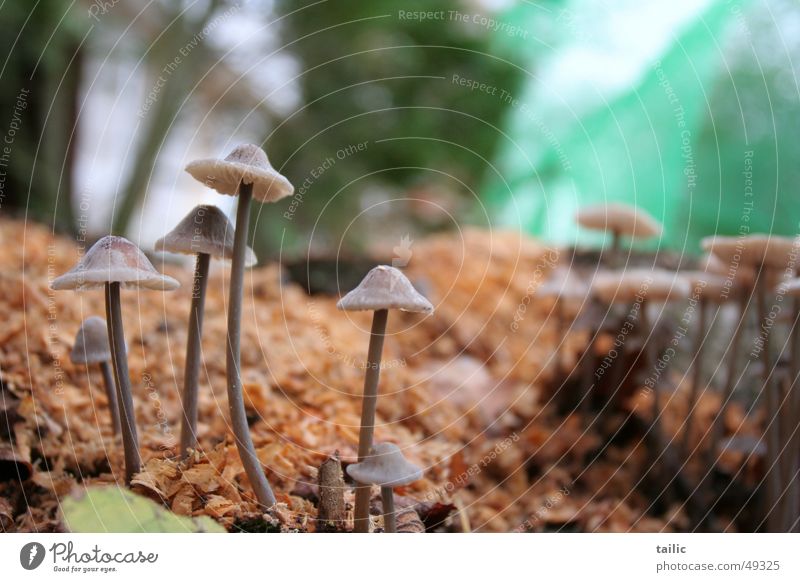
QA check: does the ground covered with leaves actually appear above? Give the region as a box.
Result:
[0,218,759,532]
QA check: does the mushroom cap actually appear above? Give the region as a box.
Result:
[697,252,756,287]
[154,205,257,266]
[337,265,433,313]
[70,316,111,364]
[575,203,662,239]
[592,268,690,304]
[680,271,732,301]
[701,234,799,270]
[777,277,800,296]
[51,236,180,291]
[185,144,294,203]
[346,443,423,487]
[536,266,590,300]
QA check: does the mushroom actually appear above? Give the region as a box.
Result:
[155,204,257,459]
[337,265,433,532]
[185,144,292,508]
[677,270,731,457]
[774,276,800,531]
[697,253,757,470]
[70,316,122,435]
[51,235,179,484]
[346,442,423,533]
[703,234,798,530]
[575,203,662,264]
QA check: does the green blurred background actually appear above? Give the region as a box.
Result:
[0,0,797,260]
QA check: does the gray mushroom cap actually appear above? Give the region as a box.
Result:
[70,316,111,365]
[337,265,434,313]
[537,266,590,300]
[185,144,294,203]
[154,205,257,267]
[575,203,662,239]
[346,443,423,487]
[51,236,180,291]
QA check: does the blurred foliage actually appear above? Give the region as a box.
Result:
[260,0,526,256]
[484,0,800,253]
[0,0,86,232]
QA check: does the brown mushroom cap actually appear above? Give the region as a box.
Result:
[701,234,799,270]
[592,268,690,304]
[70,316,113,365]
[575,203,662,239]
[51,236,179,291]
[337,265,433,313]
[154,205,257,266]
[185,144,294,203]
[346,443,423,487]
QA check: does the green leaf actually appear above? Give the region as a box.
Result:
[61,487,225,533]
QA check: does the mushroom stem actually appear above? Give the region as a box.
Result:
[381,486,396,533]
[788,295,800,532]
[227,182,276,508]
[353,308,389,533]
[98,360,121,435]
[180,251,210,459]
[756,272,780,531]
[105,282,140,485]
[682,297,708,457]
[707,291,748,468]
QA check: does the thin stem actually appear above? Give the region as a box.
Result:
[227,183,276,508]
[105,282,140,485]
[180,252,210,459]
[682,297,707,457]
[756,272,779,531]
[99,360,121,435]
[381,486,396,533]
[353,308,389,533]
[707,291,748,469]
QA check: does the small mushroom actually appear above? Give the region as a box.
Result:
[703,234,798,530]
[185,144,292,508]
[576,203,662,264]
[155,204,257,459]
[337,265,433,532]
[346,442,423,533]
[51,236,179,485]
[70,316,122,435]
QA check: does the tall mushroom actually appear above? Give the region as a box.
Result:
[337,265,433,532]
[677,270,730,457]
[702,234,798,531]
[591,268,693,506]
[575,203,662,265]
[51,236,179,484]
[155,204,257,459]
[346,442,423,533]
[70,316,122,435]
[696,252,756,471]
[185,144,293,508]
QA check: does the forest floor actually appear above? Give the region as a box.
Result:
[0,218,759,532]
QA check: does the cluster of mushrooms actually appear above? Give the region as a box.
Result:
[52,144,433,532]
[543,202,799,532]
